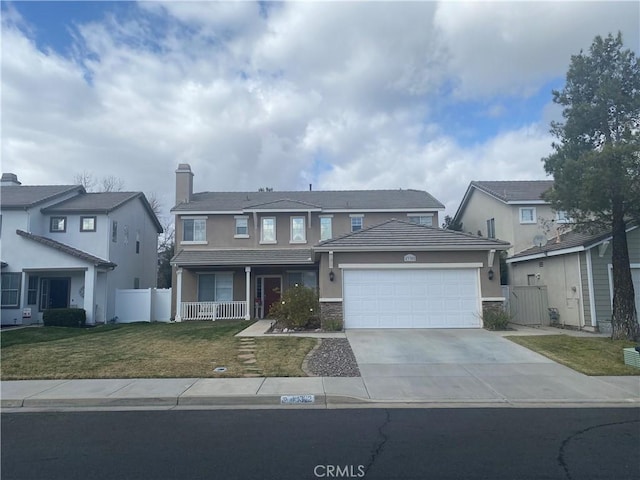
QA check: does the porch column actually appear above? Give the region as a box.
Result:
[245,266,251,320]
[84,267,97,325]
[175,267,183,322]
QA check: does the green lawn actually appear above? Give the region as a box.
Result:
[506,335,639,376]
[0,322,316,380]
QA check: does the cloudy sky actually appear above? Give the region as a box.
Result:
[2,1,638,222]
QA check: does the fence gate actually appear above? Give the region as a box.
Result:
[509,286,549,326]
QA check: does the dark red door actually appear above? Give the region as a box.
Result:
[263,277,281,317]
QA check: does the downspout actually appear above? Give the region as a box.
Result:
[585,249,598,328]
[576,254,585,329]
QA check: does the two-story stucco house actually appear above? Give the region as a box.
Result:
[453,181,569,255]
[0,173,163,325]
[170,164,510,329]
[452,180,639,332]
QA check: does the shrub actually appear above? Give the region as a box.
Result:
[482,304,511,331]
[322,318,343,332]
[268,285,319,329]
[43,308,87,328]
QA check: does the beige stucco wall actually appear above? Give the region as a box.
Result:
[318,250,503,300]
[459,189,566,255]
[175,210,440,250]
[510,253,584,327]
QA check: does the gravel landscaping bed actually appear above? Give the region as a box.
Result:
[305,338,361,377]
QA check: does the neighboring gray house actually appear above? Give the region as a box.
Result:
[0,173,163,325]
[170,164,509,328]
[507,226,640,334]
[453,180,569,255]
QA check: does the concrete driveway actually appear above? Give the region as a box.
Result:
[345,329,638,403]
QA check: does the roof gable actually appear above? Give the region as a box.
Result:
[0,185,84,209]
[244,198,322,211]
[42,192,164,233]
[315,219,510,251]
[16,230,116,268]
[454,180,554,223]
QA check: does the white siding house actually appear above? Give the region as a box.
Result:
[1,173,163,325]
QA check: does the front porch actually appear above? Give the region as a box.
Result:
[173,263,319,322]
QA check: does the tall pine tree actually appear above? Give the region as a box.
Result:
[544,33,640,340]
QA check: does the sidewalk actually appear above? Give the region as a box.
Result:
[2,322,637,411]
[2,372,638,411]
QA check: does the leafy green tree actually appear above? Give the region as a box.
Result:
[543,33,640,340]
[441,215,463,231]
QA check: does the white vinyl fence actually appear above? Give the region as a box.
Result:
[115,288,172,323]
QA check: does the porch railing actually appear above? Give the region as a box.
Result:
[180,301,247,321]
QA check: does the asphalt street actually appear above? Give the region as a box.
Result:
[2,408,639,480]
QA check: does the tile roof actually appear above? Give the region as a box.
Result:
[471,180,554,203]
[16,230,116,268]
[42,192,141,212]
[172,248,315,266]
[244,199,322,210]
[1,185,84,209]
[508,226,638,261]
[315,219,510,251]
[172,189,445,212]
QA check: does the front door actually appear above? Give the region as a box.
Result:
[40,277,71,310]
[263,277,282,318]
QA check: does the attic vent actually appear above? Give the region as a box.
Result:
[539,261,544,267]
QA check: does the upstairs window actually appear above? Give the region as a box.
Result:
[80,216,96,232]
[50,216,67,233]
[486,218,496,238]
[350,215,363,232]
[235,216,249,238]
[183,218,206,243]
[555,211,571,224]
[519,207,536,224]
[111,221,118,242]
[261,217,276,243]
[320,216,332,241]
[407,215,433,227]
[290,217,306,243]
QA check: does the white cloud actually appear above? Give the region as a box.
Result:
[1,1,636,222]
[434,1,640,99]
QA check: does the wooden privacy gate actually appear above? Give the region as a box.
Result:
[508,286,550,326]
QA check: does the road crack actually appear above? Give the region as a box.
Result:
[363,409,391,476]
[557,419,640,480]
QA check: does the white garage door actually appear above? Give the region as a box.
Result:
[343,268,481,329]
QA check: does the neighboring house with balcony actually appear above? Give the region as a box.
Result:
[453,181,569,255]
[0,173,163,325]
[170,164,510,329]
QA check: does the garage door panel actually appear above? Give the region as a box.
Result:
[344,268,481,329]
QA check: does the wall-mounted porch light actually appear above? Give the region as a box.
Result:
[487,269,495,281]
[329,270,335,282]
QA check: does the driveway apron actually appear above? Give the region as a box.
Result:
[345,329,637,403]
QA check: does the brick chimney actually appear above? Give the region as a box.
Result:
[175,164,194,204]
[1,173,22,186]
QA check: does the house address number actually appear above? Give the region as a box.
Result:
[281,394,315,404]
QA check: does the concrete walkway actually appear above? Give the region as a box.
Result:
[2,323,637,410]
